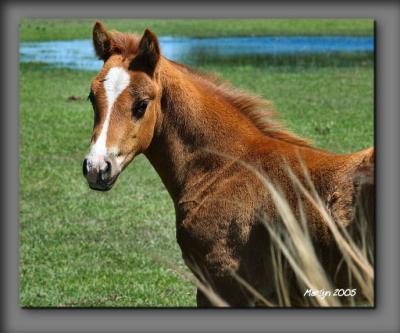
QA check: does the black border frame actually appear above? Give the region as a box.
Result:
[2,1,399,332]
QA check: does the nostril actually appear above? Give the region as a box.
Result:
[105,160,112,173]
[99,160,112,182]
[82,159,88,177]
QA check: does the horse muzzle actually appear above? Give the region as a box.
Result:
[82,155,120,191]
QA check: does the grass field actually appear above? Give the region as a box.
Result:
[20,18,374,41]
[19,19,374,307]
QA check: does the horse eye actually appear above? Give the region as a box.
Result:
[133,100,149,119]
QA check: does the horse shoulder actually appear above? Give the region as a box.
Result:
[175,165,270,274]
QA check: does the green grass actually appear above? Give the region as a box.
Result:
[20,18,374,41]
[19,19,374,307]
[19,64,194,307]
[19,60,373,307]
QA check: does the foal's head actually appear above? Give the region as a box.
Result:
[83,22,162,191]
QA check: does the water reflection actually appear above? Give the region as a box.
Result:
[20,36,374,71]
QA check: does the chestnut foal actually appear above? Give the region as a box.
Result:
[83,22,374,307]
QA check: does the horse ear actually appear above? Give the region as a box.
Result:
[130,29,160,77]
[92,21,113,61]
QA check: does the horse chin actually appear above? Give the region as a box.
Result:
[88,174,119,192]
[88,182,114,192]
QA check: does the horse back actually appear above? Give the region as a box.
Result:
[253,142,374,236]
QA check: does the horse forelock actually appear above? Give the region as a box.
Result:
[109,31,141,58]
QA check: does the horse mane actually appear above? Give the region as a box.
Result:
[212,82,311,147]
[171,61,311,147]
[109,33,311,147]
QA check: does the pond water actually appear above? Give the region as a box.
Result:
[20,36,374,71]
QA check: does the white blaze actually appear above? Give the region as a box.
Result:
[90,67,130,157]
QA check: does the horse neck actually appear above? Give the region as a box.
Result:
[144,59,260,202]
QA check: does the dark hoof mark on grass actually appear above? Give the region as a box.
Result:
[314,126,331,135]
[67,95,84,102]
